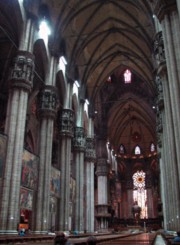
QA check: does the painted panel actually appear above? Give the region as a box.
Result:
[20,188,33,210]
[21,150,39,190]
[50,167,60,197]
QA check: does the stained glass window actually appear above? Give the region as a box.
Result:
[133,170,148,218]
[133,170,145,190]
[135,145,141,155]
[119,144,125,154]
[124,69,131,83]
[150,143,155,152]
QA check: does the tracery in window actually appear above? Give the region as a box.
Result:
[124,69,132,83]
[133,170,148,218]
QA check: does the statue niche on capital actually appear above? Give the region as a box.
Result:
[132,201,141,224]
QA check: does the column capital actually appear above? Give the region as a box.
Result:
[153,31,166,67]
[9,51,34,92]
[37,85,58,119]
[152,0,177,22]
[73,126,86,152]
[59,109,74,137]
[85,137,96,162]
[96,158,108,176]
[156,110,163,133]
[157,132,162,148]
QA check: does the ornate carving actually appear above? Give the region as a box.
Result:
[153,31,165,66]
[38,85,57,119]
[152,0,176,21]
[96,158,108,176]
[59,109,74,137]
[157,132,162,148]
[85,137,96,162]
[73,127,85,152]
[156,110,163,133]
[9,51,34,92]
[156,76,164,110]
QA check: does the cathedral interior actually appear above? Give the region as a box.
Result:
[0,0,180,236]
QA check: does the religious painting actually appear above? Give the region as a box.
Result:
[70,177,76,202]
[20,188,33,210]
[21,150,39,190]
[50,167,60,197]
[0,134,7,178]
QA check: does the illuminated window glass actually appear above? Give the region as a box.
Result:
[124,69,131,83]
[133,170,148,218]
[150,143,155,152]
[133,170,145,190]
[119,144,125,154]
[107,76,111,83]
[135,145,141,155]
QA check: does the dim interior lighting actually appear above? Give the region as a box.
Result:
[10,216,14,220]
[94,110,98,114]
[153,15,155,18]
[152,106,156,109]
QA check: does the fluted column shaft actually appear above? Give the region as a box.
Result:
[35,83,57,233]
[73,126,85,232]
[162,13,180,182]
[0,45,34,233]
[161,73,180,229]
[153,1,180,230]
[85,137,96,232]
[59,109,74,231]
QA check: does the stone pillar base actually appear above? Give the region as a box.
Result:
[95,204,111,231]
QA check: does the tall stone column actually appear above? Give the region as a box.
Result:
[85,137,96,232]
[59,109,74,231]
[73,126,86,232]
[96,159,111,231]
[95,123,111,231]
[154,0,180,185]
[0,50,34,234]
[34,85,57,233]
[153,24,180,229]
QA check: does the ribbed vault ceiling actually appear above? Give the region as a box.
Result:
[0,0,157,156]
[48,0,157,154]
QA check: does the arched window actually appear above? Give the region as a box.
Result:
[135,145,141,155]
[124,69,132,83]
[133,170,148,218]
[150,143,155,152]
[119,144,125,154]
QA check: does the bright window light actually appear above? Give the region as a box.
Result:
[59,56,67,74]
[73,83,78,96]
[39,20,51,43]
[61,56,67,65]
[85,99,89,105]
[75,80,80,88]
